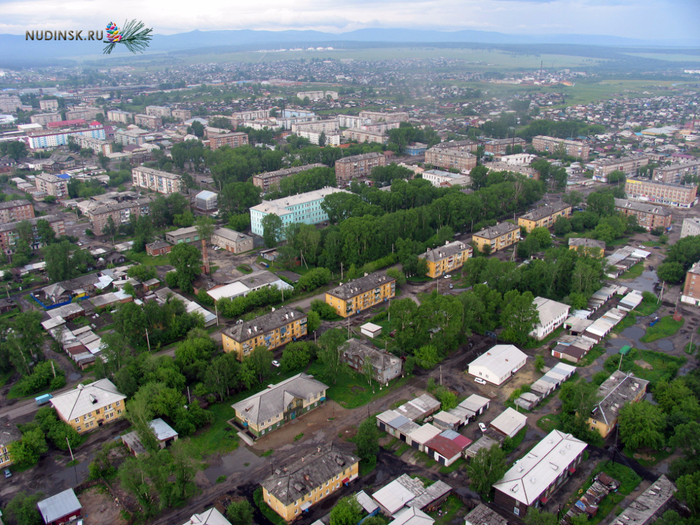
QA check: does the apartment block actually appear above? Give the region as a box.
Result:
[430,140,480,153]
[358,110,409,123]
[50,379,126,434]
[488,161,539,180]
[132,166,183,194]
[472,222,520,253]
[171,109,191,121]
[0,95,21,113]
[296,90,339,101]
[592,155,649,182]
[325,272,396,318]
[35,173,69,198]
[335,152,387,182]
[681,217,700,239]
[252,163,326,192]
[518,202,572,232]
[614,198,672,231]
[342,129,388,144]
[114,127,148,146]
[0,215,65,253]
[483,138,526,155]
[532,135,590,160]
[682,261,700,306]
[207,132,249,151]
[145,105,172,118]
[625,177,697,208]
[30,113,62,126]
[419,241,472,278]
[654,159,700,183]
[65,107,100,120]
[587,371,649,438]
[221,306,307,360]
[292,119,339,134]
[27,126,106,149]
[0,419,21,468]
[70,135,112,155]
[296,129,341,146]
[86,197,152,235]
[107,109,133,124]
[425,147,477,172]
[39,99,59,111]
[0,200,34,224]
[134,114,162,129]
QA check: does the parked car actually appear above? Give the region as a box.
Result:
[4,469,11,478]
[478,423,487,433]
[444,274,451,279]
[271,360,280,368]
[474,377,486,385]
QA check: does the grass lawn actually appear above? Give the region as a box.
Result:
[507,427,528,452]
[126,250,171,266]
[613,312,637,334]
[525,326,563,349]
[576,345,606,367]
[439,457,465,475]
[604,348,686,385]
[537,414,562,433]
[622,446,674,467]
[237,264,253,274]
[183,402,239,460]
[306,362,409,409]
[395,443,411,457]
[634,297,660,317]
[428,495,465,525]
[620,262,644,280]
[640,316,684,342]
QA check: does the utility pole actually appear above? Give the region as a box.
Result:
[145,328,151,352]
[66,437,74,461]
[50,360,56,378]
[341,262,344,281]
[215,302,219,326]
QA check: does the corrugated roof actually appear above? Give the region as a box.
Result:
[37,489,82,524]
[50,379,125,421]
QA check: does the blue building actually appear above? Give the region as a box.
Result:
[406,142,427,156]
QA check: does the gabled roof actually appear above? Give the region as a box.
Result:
[50,378,126,421]
[182,508,232,525]
[37,489,82,524]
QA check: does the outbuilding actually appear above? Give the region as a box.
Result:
[37,489,82,525]
[468,345,527,386]
[489,408,528,438]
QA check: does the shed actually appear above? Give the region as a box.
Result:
[407,423,442,452]
[355,490,380,516]
[431,411,462,431]
[372,478,417,515]
[424,432,472,466]
[37,489,82,525]
[360,322,382,339]
[489,408,527,438]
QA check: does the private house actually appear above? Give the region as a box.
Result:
[518,203,572,233]
[588,371,649,438]
[261,444,359,521]
[419,241,472,278]
[50,379,126,434]
[467,345,527,386]
[492,430,587,517]
[472,222,520,253]
[182,508,232,525]
[339,339,403,384]
[122,418,179,456]
[145,239,172,257]
[37,489,82,525]
[232,373,327,438]
[530,297,570,341]
[325,272,396,318]
[221,306,307,360]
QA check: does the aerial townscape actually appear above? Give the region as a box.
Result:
[0,3,700,525]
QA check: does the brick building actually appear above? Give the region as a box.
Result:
[134,114,162,129]
[207,132,249,151]
[0,200,34,224]
[335,152,387,182]
[252,163,326,192]
[682,261,700,306]
[654,159,700,184]
[532,135,590,160]
[614,198,672,231]
[484,138,526,155]
[86,197,152,235]
[625,178,698,208]
[592,155,649,182]
[425,147,477,172]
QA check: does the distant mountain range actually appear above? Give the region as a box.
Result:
[1,27,699,68]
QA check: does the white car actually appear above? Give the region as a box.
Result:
[474,377,486,385]
[271,360,280,367]
[444,274,451,279]
[478,423,487,433]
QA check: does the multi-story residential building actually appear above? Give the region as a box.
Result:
[614,198,672,231]
[50,379,126,434]
[65,107,100,121]
[493,430,587,517]
[325,272,396,318]
[145,105,171,118]
[487,161,539,180]
[0,200,34,224]
[531,297,570,340]
[340,339,402,384]
[207,132,249,151]
[46,118,88,130]
[421,169,471,187]
[518,203,572,233]
[429,140,480,153]
[232,373,327,438]
[336,114,370,128]
[625,178,698,208]
[296,90,338,101]
[134,114,161,129]
[27,126,106,149]
[681,217,700,239]
[341,129,388,144]
[0,95,22,113]
[295,129,341,146]
[261,444,359,521]
[681,261,700,306]
[35,173,69,198]
[292,119,339,135]
[107,109,133,124]
[532,135,590,160]
[114,127,148,146]
[587,371,649,438]
[70,135,112,155]
[0,215,65,253]
[335,152,386,182]
[358,121,401,134]
[654,159,700,184]
[86,197,152,235]
[568,238,605,258]
[171,109,191,121]
[358,110,409,123]
[132,166,183,194]
[221,306,307,360]
[252,163,326,192]
[425,147,477,172]
[39,99,59,111]
[250,187,351,239]
[0,419,21,468]
[483,138,526,155]
[30,113,62,126]
[592,155,649,182]
[419,240,472,278]
[472,222,520,253]
[210,228,254,254]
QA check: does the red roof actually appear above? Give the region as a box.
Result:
[424,435,471,459]
[90,120,101,126]
[47,119,87,128]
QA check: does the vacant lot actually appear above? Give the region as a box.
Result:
[79,485,129,525]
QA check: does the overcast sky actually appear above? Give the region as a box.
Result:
[0,0,698,41]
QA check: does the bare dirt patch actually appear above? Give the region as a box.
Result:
[78,485,128,525]
[634,360,653,369]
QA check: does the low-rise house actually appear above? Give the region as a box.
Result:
[182,508,232,525]
[518,203,572,233]
[0,418,21,468]
[472,222,520,253]
[325,272,396,318]
[232,373,327,438]
[261,444,359,521]
[530,297,570,340]
[50,379,126,434]
[340,339,402,384]
[568,238,605,258]
[207,270,293,302]
[468,345,527,386]
[145,239,172,257]
[165,226,200,245]
[37,489,82,525]
[419,240,472,278]
[122,418,178,456]
[489,408,527,438]
[210,228,253,254]
[588,371,649,438]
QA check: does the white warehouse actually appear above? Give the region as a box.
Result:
[468,345,527,386]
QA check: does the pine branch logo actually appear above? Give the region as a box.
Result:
[102,20,153,54]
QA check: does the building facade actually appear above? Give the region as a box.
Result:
[70,135,113,155]
[340,339,403,384]
[419,241,472,278]
[532,136,590,160]
[145,105,172,118]
[27,126,106,149]
[132,166,183,194]
[587,371,649,437]
[252,163,326,192]
[210,228,254,253]
[518,203,572,232]
[342,129,388,144]
[425,148,477,172]
[325,272,396,318]
[681,217,700,239]
[592,155,649,182]
[614,198,672,231]
[134,114,162,129]
[0,419,21,468]
[0,200,34,224]
[35,173,69,198]
[335,152,387,182]
[484,138,527,155]
[107,110,133,124]
[86,198,152,235]
[472,222,520,253]
[682,261,700,306]
[207,132,249,151]
[50,379,126,434]
[165,226,199,245]
[0,215,64,253]
[30,113,62,126]
[625,178,697,208]
[654,159,700,184]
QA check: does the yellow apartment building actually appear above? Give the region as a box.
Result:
[50,379,126,434]
[568,238,606,259]
[419,241,473,278]
[518,202,572,233]
[325,273,396,318]
[0,419,21,468]
[262,445,359,521]
[222,306,307,361]
[472,222,521,253]
[587,371,649,438]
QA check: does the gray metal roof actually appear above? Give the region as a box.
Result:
[37,489,82,524]
[223,306,306,343]
[419,241,469,263]
[520,202,571,222]
[326,272,395,301]
[473,222,519,240]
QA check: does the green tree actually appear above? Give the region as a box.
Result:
[204,353,240,400]
[329,496,363,525]
[4,492,44,525]
[261,213,283,248]
[535,355,545,373]
[355,417,379,467]
[466,444,507,498]
[414,345,441,369]
[386,268,406,285]
[586,191,615,216]
[677,471,700,515]
[500,290,539,345]
[169,243,202,293]
[247,346,273,383]
[657,262,686,284]
[8,427,48,468]
[280,342,311,373]
[317,329,347,384]
[618,400,666,451]
[227,500,254,525]
[103,216,118,244]
[524,508,559,525]
[35,219,56,246]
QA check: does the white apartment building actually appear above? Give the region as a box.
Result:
[132,166,183,195]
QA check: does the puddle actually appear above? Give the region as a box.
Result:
[656,340,674,352]
[627,270,659,294]
[204,446,266,484]
[656,462,669,474]
[619,326,648,350]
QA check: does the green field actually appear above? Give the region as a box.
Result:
[640,316,684,343]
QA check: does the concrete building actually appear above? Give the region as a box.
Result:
[86,197,152,236]
[206,270,293,302]
[335,152,386,182]
[35,173,69,199]
[0,200,34,224]
[613,476,676,525]
[39,99,59,111]
[588,371,649,438]
[0,215,65,253]
[325,272,396,318]
[132,166,183,194]
[489,408,528,438]
[487,161,539,180]
[296,129,341,146]
[681,217,700,239]
[296,90,339,101]
[261,444,358,521]
[358,110,409,123]
[0,95,22,113]
[195,190,217,211]
[614,198,672,231]
[65,107,100,121]
[70,135,113,155]
[342,129,388,145]
[518,203,572,233]
[107,109,133,124]
[532,136,590,160]
[249,187,351,239]
[625,177,697,208]
[472,222,520,253]
[145,239,172,257]
[222,306,307,360]
[27,126,106,149]
[654,159,700,184]
[421,169,471,188]
[419,241,472,278]
[292,119,339,135]
[493,430,587,517]
[0,419,21,468]
[114,127,148,146]
[207,132,249,151]
[682,261,700,306]
[568,238,605,258]
[430,140,479,153]
[30,113,62,126]
[406,143,427,156]
[165,226,199,245]
[252,163,326,192]
[134,113,162,129]
[592,155,649,182]
[38,489,82,525]
[210,228,253,253]
[531,297,570,341]
[467,345,527,386]
[340,339,403,384]
[484,138,526,155]
[50,379,126,434]
[425,147,477,172]
[145,105,172,118]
